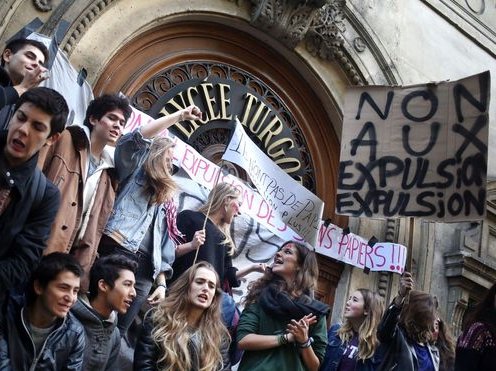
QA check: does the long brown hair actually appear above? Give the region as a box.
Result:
[143,137,177,204]
[399,290,437,343]
[434,317,456,371]
[198,182,240,255]
[243,241,318,306]
[151,262,229,371]
[337,289,384,360]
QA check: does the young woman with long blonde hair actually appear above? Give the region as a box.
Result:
[172,182,264,293]
[133,261,231,371]
[321,288,385,370]
[98,105,205,338]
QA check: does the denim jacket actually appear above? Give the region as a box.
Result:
[103,129,175,279]
[321,324,383,371]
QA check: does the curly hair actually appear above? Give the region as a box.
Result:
[399,290,437,343]
[151,262,229,371]
[337,288,384,360]
[243,241,318,306]
[198,182,240,255]
[143,137,177,204]
[83,94,132,132]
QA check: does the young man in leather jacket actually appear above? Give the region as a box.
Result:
[0,253,86,370]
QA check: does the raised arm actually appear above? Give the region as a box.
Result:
[377,272,414,343]
[235,263,266,279]
[140,105,202,139]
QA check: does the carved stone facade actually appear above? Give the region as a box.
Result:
[250,0,364,84]
[33,0,53,12]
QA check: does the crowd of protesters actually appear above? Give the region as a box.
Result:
[0,37,495,371]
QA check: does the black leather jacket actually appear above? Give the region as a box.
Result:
[0,293,86,370]
[0,67,17,130]
[377,301,440,371]
[134,312,231,371]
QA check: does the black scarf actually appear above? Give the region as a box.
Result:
[259,285,329,321]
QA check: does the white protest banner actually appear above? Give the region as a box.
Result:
[26,33,94,126]
[122,107,301,242]
[316,223,407,274]
[222,120,324,245]
[124,106,406,273]
[337,71,490,222]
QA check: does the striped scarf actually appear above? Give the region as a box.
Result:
[163,199,184,245]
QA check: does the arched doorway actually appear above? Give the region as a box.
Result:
[94,19,345,306]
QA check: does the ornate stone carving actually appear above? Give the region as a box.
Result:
[353,37,366,52]
[62,0,116,55]
[451,297,468,336]
[250,0,326,49]
[306,1,363,84]
[250,0,363,85]
[33,0,53,12]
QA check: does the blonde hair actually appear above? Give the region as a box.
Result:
[151,262,229,371]
[143,137,177,204]
[198,182,240,255]
[337,288,384,360]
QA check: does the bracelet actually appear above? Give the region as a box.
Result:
[278,333,289,346]
[157,283,166,289]
[297,337,313,349]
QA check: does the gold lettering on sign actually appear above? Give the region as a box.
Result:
[257,116,283,147]
[158,82,303,177]
[218,83,232,120]
[199,83,220,121]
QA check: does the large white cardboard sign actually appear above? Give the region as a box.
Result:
[337,71,490,222]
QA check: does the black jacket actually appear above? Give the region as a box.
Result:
[0,293,85,370]
[377,301,439,371]
[172,210,239,289]
[71,299,120,371]
[134,311,231,371]
[0,67,18,130]
[0,131,60,306]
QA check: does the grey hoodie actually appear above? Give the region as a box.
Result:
[71,298,120,371]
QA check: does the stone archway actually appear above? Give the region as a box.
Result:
[93,18,346,305]
[94,20,345,222]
